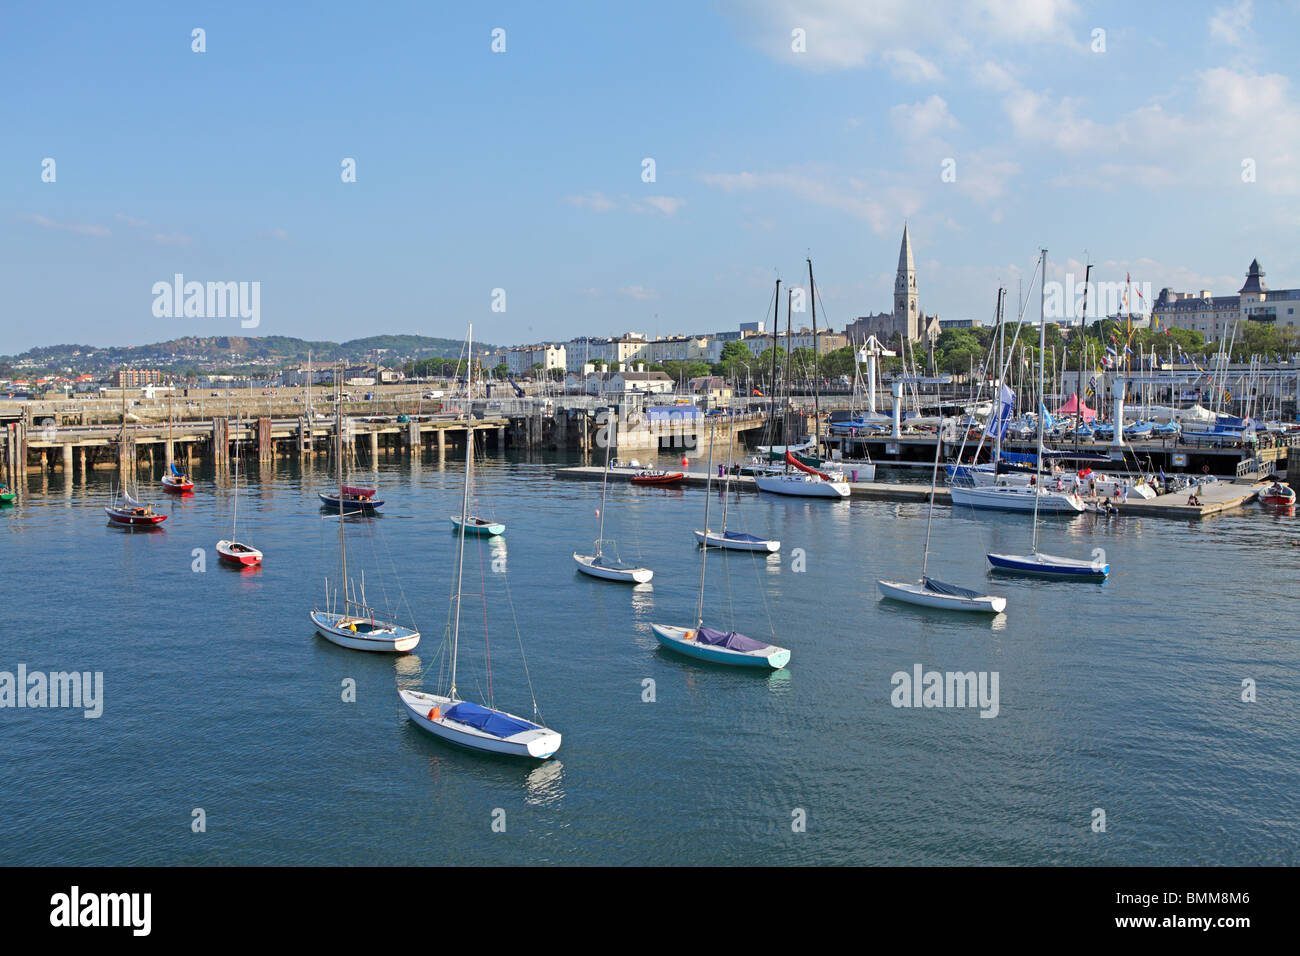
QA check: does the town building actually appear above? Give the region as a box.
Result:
[1153,259,1300,341]
[504,343,566,375]
[115,368,163,387]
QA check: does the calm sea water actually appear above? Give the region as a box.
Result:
[1,448,1297,865]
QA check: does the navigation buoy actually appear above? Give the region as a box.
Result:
[681,456,688,467]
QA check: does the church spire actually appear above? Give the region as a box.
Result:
[897,221,914,275]
[894,222,918,336]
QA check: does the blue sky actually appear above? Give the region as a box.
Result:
[3,0,1298,352]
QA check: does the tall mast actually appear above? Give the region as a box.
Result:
[695,420,716,628]
[596,403,613,556]
[808,258,821,455]
[450,324,474,697]
[336,366,347,612]
[1077,263,1090,452]
[920,417,943,581]
[995,289,1005,464]
[769,278,781,440]
[232,413,239,540]
[720,411,733,533]
[784,289,794,467]
[1031,250,1047,554]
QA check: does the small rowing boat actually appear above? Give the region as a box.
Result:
[161,461,194,493]
[319,484,383,513]
[217,539,263,567]
[630,470,685,485]
[451,514,505,536]
[1260,482,1296,507]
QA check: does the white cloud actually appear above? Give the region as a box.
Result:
[953,151,1020,202]
[890,94,959,140]
[562,191,617,213]
[1003,67,1300,194]
[115,213,150,228]
[149,232,192,246]
[636,196,686,215]
[21,214,110,238]
[882,48,942,83]
[1209,0,1253,46]
[699,168,904,234]
[717,0,1080,71]
[619,285,657,301]
[564,192,685,215]
[269,228,290,241]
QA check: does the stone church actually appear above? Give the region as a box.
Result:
[843,224,941,345]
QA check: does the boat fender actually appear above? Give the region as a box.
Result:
[349,623,357,631]
[427,707,440,720]
[683,630,694,641]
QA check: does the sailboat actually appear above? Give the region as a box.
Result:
[877,420,1007,613]
[754,258,850,499]
[106,381,167,526]
[948,254,1084,515]
[574,405,654,583]
[399,324,561,759]
[447,329,506,535]
[310,370,419,652]
[216,416,263,567]
[695,416,780,552]
[654,422,791,668]
[987,252,1108,581]
[160,390,195,493]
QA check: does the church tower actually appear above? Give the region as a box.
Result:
[893,223,918,338]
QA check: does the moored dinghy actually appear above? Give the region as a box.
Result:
[573,552,654,583]
[694,437,780,552]
[987,551,1107,579]
[450,514,504,536]
[216,416,262,567]
[311,372,418,653]
[573,404,654,584]
[651,624,790,669]
[398,693,560,758]
[319,484,383,513]
[877,577,1007,613]
[161,461,194,493]
[876,416,1006,614]
[983,250,1106,583]
[400,323,560,760]
[693,529,780,552]
[654,419,790,668]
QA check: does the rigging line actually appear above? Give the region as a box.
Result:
[476,529,493,708]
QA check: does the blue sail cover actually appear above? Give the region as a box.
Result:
[999,451,1037,465]
[443,702,539,739]
[722,531,765,542]
[697,627,769,652]
[923,576,983,600]
[170,462,185,477]
[983,385,1016,438]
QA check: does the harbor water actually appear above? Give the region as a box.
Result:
[1,451,1297,865]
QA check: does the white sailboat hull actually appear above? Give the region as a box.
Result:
[311,610,420,652]
[949,484,1084,513]
[877,580,1007,613]
[398,690,561,759]
[754,473,850,498]
[692,529,780,552]
[573,552,653,583]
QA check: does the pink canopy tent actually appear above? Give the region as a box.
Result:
[1056,393,1097,423]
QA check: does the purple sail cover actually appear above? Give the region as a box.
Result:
[696,627,769,652]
